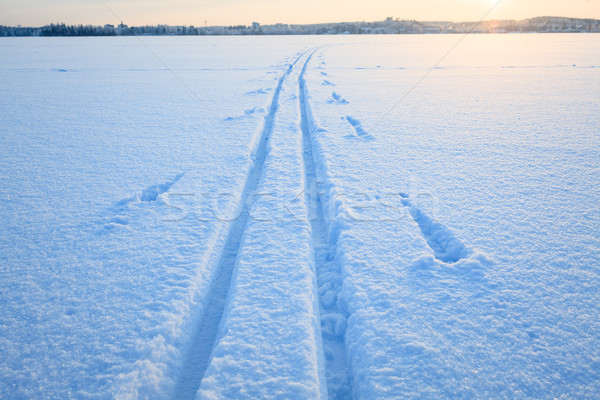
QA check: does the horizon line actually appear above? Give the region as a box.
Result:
[3,15,600,29]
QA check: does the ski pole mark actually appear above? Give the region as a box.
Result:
[223,106,265,121]
[97,172,186,231]
[328,92,349,105]
[246,87,271,95]
[344,116,375,141]
[401,197,470,263]
[300,50,353,399]
[173,50,308,400]
[116,172,186,206]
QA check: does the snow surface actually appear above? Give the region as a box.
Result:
[1,34,599,399]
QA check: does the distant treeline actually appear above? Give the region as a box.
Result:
[1,17,599,37]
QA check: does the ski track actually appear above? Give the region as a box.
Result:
[173,51,307,399]
[175,46,464,399]
[300,51,354,399]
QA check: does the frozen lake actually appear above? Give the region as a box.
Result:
[1,34,599,398]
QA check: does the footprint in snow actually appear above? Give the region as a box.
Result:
[399,196,480,265]
[225,107,264,121]
[322,80,335,86]
[327,92,349,105]
[343,116,375,141]
[103,216,129,230]
[246,88,270,95]
[97,173,186,232]
[120,172,186,205]
[244,107,262,115]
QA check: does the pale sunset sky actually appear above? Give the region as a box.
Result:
[1,0,599,26]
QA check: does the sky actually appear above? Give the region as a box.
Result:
[1,0,599,27]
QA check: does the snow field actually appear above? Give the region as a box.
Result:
[1,34,599,399]
[112,50,317,399]
[301,35,600,398]
[0,38,308,398]
[302,50,495,398]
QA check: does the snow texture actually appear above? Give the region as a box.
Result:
[1,34,599,399]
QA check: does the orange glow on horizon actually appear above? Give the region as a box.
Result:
[0,0,599,27]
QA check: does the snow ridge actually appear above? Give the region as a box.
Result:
[172,50,309,399]
[300,51,354,399]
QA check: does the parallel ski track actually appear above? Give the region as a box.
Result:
[173,51,307,400]
[299,50,354,399]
